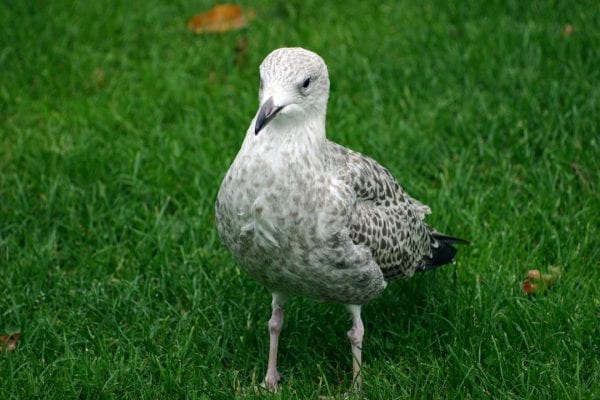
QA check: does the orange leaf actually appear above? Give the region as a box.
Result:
[527,269,541,280]
[522,267,561,295]
[522,279,538,295]
[187,4,251,34]
[0,332,21,352]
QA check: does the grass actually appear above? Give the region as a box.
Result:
[1,0,598,398]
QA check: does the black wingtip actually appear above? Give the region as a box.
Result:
[430,232,470,246]
[417,232,469,272]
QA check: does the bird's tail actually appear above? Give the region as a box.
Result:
[417,232,469,272]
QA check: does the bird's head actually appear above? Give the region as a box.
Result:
[254,47,330,135]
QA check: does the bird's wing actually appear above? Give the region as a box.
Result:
[325,141,433,279]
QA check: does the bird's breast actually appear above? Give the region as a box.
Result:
[218,151,320,245]
[215,146,386,304]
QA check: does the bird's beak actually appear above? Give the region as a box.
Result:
[255,97,284,135]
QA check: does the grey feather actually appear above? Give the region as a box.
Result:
[215,47,467,305]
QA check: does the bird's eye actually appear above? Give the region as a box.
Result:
[302,78,311,89]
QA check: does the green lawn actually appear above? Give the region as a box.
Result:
[1,1,598,398]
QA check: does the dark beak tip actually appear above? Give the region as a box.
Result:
[254,117,265,135]
[254,97,283,136]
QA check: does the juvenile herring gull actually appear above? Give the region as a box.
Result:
[215,47,468,390]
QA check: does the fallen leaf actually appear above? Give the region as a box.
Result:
[0,331,21,352]
[527,269,541,280]
[523,266,561,295]
[235,36,249,66]
[522,280,538,295]
[570,162,591,183]
[548,266,562,280]
[188,4,252,34]
[92,67,106,89]
[563,24,575,36]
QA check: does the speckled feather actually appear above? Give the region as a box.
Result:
[325,141,433,279]
[216,48,462,305]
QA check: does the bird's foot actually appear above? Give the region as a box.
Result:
[262,369,281,391]
[350,373,363,392]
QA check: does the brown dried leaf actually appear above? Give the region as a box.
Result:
[527,269,541,280]
[92,67,106,89]
[234,36,249,66]
[1,332,21,352]
[548,266,562,278]
[563,24,575,36]
[522,280,538,295]
[187,4,252,34]
[570,162,591,183]
[235,36,248,55]
[523,267,561,295]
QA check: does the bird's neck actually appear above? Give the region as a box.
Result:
[287,113,326,149]
[245,112,327,159]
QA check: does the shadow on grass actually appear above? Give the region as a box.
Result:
[228,266,463,392]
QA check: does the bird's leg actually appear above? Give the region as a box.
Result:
[346,304,364,391]
[264,293,285,391]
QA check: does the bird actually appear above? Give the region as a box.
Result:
[215,47,468,391]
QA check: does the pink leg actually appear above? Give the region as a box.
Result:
[346,304,364,390]
[264,293,285,390]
